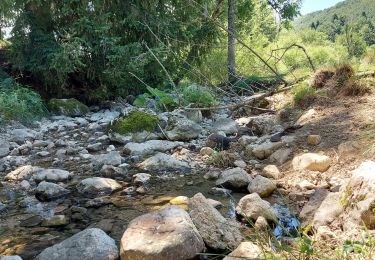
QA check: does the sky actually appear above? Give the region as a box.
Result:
[300,0,345,15]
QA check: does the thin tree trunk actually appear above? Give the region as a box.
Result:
[227,0,236,82]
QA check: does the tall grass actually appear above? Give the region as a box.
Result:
[0,78,47,124]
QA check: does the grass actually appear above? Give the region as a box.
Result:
[205,151,236,168]
[292,82,317,108]
[0,78,47,124]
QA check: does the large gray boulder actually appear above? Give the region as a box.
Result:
[236,193,277,221]
[211,117,239,135]
[216,168,252,190]
[36,228,118,260]
[138,152,191,173]
[120,206,205,260]
[92,151,122,167]
[0,138,10,158]
[35,181,70,202]
[77,177,122,197]
[10,128,37,144]
[165,115,202,141]
[124,140,182,157]
[189,193,243,250]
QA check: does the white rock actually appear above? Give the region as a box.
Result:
[124,140,182,157]
[138,153,190,173]
[292,153,331,172]
[77,177,122,197]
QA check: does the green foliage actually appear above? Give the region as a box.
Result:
[182,84,216,107]
[292,82,317,107]
[0,78,47,123]
[134,86,179,111]
[110,110,159,135]
[48,98,89,117]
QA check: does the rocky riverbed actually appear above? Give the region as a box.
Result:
[1,97,375,259]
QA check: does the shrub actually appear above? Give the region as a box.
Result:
[182,84,216,107]
[110,110,159,135]
[292,82,317,107]
[0,78,47,123]
[311,69,335,88]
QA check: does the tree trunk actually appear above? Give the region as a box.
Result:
[227,0,236,82]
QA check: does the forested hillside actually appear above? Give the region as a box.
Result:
[295,0,375,45]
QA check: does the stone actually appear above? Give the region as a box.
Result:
[0,202,6,213]
[247,175,276,198]
[0,138,10,158]
[341,161,375,229]
[170,196,189,206]
[209,187,232,197]
[120,206,205,260]
[234,160,247,168]
[165,115,202,141]
[296,108,316,125]
[124,140,182,157]
[254,216,269,231]
[36,151,50,157]
[138,152,191,173]
[216,168,252,190]
[238,136,258,147]
[10,128,37,144]
[292,153,331,172]
[5,165,41,181]
[236,193,277,221]
[223,242,262,260]
[100,165,128,178]
[41,215,69,227]
[261,165,281,179]
[92,151,122,167]
[36,228,118,260]
[200,147,214,156]
[35,181,70,202]
[299,189,343,228]
[77,177,122,197]
[133,173,151,185]
[247,115,280,136]
[20,215,42,227]
[189,193,243,250]
[296,180,315,190]
[48,98,89,117]
[31,169,72,183]
[269,148,292,165]
[338,141,361,157]
[204,170,221,180]
[87,143,103,152]
[307,135,321,145]
[212,117,239,135]
[1,256,23,260]
[248,141,283,160]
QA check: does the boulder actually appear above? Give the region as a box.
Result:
[5,165,41,181]
[299,189,343,228]
[36,228,118,260]
[0,138,10,158]
[133,173,151,185]
[247,175,276,197]
[48,98,89,117]
[247,115,280,136]
[31,169,72,183]
[124,140,182,157]
[261,165,281,179]
[77,177,122,197]
[269,148,292,165]
[211,117,238,135]
[35,181,70,202]
[223,242,262,260]
[292,153,331,172]
[341,161,375,229]
[236,193,277,221]
[216,168,252,190]
[165,114,202,141]
[120,206,205,260]
[189,193,243,250]
[10,128,37,144]
[92,151,122,167]
[247,141,283,160]
[138,153,191,173]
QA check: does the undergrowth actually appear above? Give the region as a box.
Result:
[0,78,47,124]
[110,110,159,135]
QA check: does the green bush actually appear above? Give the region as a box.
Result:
[110,110,159,135]
[182,84,216,107]
[0,78,47,123]
[292,82,317,107]
[48,98,89,117]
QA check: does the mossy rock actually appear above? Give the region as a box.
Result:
[48,98,89,117]
[110,110,159,135]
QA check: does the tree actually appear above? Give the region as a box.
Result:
[227,0,236,82]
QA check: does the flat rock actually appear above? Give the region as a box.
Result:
[261,165,281,179]
[216,168,252,190]
[292,153,331,172]
[35,228,118,260]
[77,177,122,197]
[35,181,70,202]
[269,148,292,165]
[247,175,276,197]
[236,193,277,221]
[124,140,182,157]
[166,115,202,141]
[120,206,205,260]
[223,241,262,260]
[211,117,239,135]
[189,193,243,250]
[138,152,191,173]
[5,165,41,181]
[10,128,37,144]
[92,151,122,167]
[41,215,69,227]
[31,169,72,183]
[248,141,283,160]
